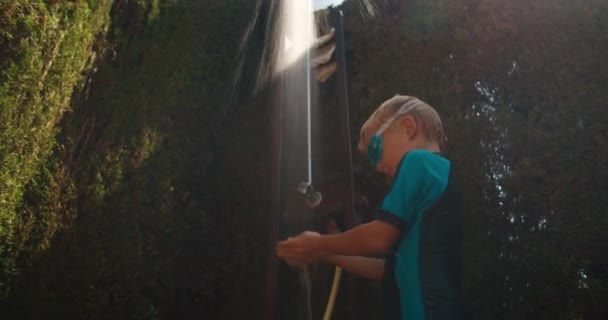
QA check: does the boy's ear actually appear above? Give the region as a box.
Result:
[401,116,417,139]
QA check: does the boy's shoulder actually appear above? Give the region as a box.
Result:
[382,149,452,224]
[405,148,438,158]
[402,149,450,166]
[395,149,451,187]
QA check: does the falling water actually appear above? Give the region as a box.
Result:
[226,0,320,217]
[224,0,379,319]
[269,0,317,188]
[225,0,380,115]
[267,1,318,319]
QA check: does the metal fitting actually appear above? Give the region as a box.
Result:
[298,181,323,208]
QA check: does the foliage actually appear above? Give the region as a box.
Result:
[0,0,113,297]
[2,0,265,318]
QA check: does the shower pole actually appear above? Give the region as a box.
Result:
[330,8,359,320]
[265,5,358,320]
[265,79,284,320]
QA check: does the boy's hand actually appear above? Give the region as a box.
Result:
[276,231,323,267]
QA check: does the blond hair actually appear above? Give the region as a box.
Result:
[358,95,446,153]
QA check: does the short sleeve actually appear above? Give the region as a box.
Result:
[376,150,450,233]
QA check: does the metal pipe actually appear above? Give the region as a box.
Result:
[306,0,313,184]
[330,8,359,320]
[265,81,284,320]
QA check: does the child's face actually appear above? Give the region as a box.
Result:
[373,117,416,177]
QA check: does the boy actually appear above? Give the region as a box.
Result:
[276,95,466,320]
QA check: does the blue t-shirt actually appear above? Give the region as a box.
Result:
[377,150,465,320]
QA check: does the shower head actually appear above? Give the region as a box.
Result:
[298,181,323,208]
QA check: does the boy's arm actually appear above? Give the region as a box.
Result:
[276,221,399,264]
[320,220,399,256]
[325,255,385,282]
